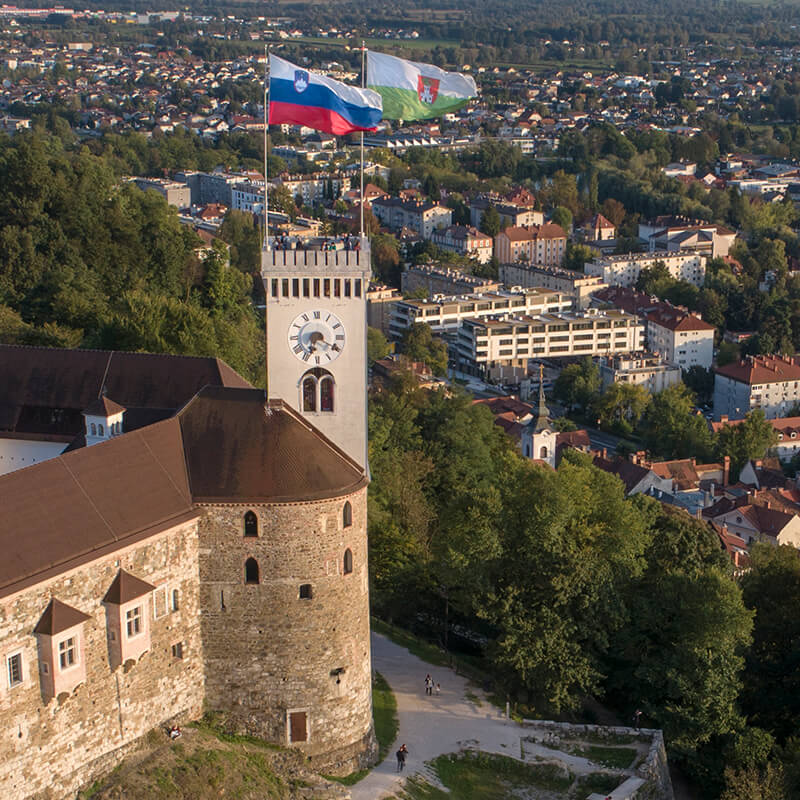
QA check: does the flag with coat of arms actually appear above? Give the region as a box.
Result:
[367,51,477,120]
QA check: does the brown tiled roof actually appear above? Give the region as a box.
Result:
[33,598,91,635]
[592,455,650,493]
[645,307,715,332]
[715,355,800,385]
[177,388,367,504]
[103,569,156,605]
[0,417,195,598]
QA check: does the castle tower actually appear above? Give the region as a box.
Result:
[262,240,371,468]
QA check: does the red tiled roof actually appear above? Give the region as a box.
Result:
[715,355,800,385]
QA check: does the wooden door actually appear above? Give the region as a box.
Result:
[289,711,307,742]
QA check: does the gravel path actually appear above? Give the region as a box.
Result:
[351,632,610,800]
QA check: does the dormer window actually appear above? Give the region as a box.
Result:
[103,570,155,670]
[34,598,91,700]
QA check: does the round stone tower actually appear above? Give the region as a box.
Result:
[177,387,376,774]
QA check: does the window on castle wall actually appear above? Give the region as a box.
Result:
[126,606,142,638]
[171,589,179,612]
[244,510,258,537]
[91,423,96,435]
[540,446,548,459]
[343,501,352,528]
[343,548,353,575]
[7,652,22,688]
[171,642,183,659]
[302,377,317,412]
[299,584,313,599]
[245,558,260,585]
[58,637,77,670]
[320,377,334,412]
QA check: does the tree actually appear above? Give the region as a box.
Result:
[740,545,800,741]
[550,205,573,232]
[479,205,501,237]
[367,326,391,366]
[593,383,651,435]
[641,383,714,461]
[636,260,673,296]
[218,210,261,273]
[721,763,786,800]
[553,357,600,414]
[715,410,779,482]
[684,366,715,406]
[371,233,401,286]
[601,197,626,227]
[400,322,448,376]
[563,243,596,273]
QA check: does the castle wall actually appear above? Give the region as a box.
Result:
[0,519,205,800]
[198,487,376,775]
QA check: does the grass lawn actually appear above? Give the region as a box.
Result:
[397,751,573,799]
[580,745,638,769]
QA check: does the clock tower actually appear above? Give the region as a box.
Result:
[262,239,371,468]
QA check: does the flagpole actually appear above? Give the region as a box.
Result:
[263,45,270,250]
[360,40,366,242]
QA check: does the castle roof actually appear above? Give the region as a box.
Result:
[177,387,368,505]
[103,569,156,605]
[0,387,367,599]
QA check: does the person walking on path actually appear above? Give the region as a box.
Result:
[435,682,441,695]
[396,744,408,772]
[633,709,642,730]
[424,674,433,695]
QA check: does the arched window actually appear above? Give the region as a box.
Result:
[90,423,96,435]
[171,589,179,611]
[245,558,260,585]
[343,548,353,575]
[98,424,104,436]
[320,376,334,412]
[299,368,335,414]
[244,510,258,537]
[302,376,317,412]
[343,501,352,528]
[540,446,548,459]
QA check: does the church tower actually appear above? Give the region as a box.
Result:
[262,239,371,468]
[522,366,557,468]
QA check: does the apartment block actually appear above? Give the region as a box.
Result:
[498,263,605,309]
[430,225,493,263]
[389,288,575,341]
[494,223,567,266]
[714,355,800,420]
[598,353,683,394]
[456,308,644,380]
[372,197,452,238]
[585,250,707,288]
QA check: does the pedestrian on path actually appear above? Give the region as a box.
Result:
[424,674,433,695]
[435,682,441,695]
[396,744,408,772]
[633,709,642,730]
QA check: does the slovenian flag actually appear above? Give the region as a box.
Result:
[367,51,477,121]
[268,54,382,136]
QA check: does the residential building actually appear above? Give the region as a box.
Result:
[498,263,605,309]
[579,213,616,241]
[389,288,574,341]
[714,355,800,420]
[494,223,567,266]
[372,197,452,238]
[585,250,707,288]
[276,172,345,205]
[401,264,501,297]
[132,178,191,209]
[366,284,401,335]
[430,225,493,263]
[469,195,543,229]
[597,353,683,394]
[703,493,800,547]
[455,308,644,381]
[231,181,265,214]
[593,286,715,370]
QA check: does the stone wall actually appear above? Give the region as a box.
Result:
[0,519,205,800]
[520,720,674,800]
[198,486,376,775]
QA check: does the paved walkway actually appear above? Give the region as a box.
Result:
[350,632,609,800]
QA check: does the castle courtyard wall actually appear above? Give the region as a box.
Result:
[0,518,205,799]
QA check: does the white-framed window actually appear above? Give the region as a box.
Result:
[58,637,77,671]
[7,651,23,688]
[126,606,143,639]
[153,585,169,619]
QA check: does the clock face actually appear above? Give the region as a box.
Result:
[288,310,346,364]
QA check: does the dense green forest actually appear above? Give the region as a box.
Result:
[368,373,800,798]
[0,130,264,384]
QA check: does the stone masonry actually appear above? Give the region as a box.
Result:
[0,519,205,799]
[199,486,376,775]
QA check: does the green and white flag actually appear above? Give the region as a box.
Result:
[366,51,477,120]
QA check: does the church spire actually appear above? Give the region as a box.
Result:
[533,363,550,432]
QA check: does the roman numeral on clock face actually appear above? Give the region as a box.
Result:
[293,344,303,354]
[313,311,321,319]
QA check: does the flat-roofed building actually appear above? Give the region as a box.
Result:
[585,250,707,288]
[499,263,605,308]
[598,353,683,394]
[456,308,644,381]
[389,288,574,341]
[401,264,501,297]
